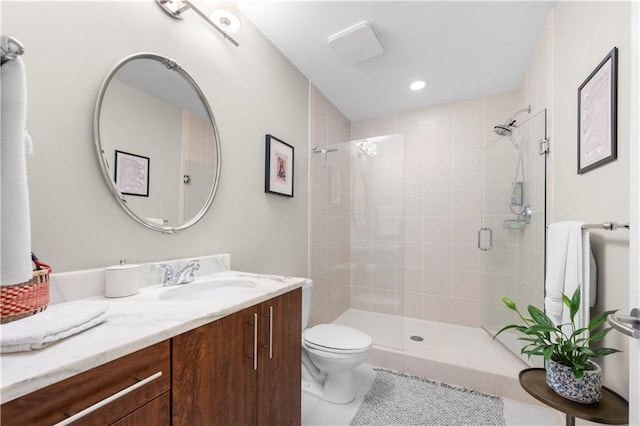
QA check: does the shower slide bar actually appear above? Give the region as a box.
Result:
[1,35,25,65]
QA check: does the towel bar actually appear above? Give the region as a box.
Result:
[546,222,630,231]
[581,222,630,231]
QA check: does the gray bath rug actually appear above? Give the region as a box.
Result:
[350,368,506,426]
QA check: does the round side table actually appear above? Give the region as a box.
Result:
[519,368,628,426]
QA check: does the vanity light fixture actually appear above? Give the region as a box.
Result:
[409,80,427,91]
[209,0,241,34]
[156,0,240,47]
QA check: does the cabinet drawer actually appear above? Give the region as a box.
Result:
[1,341,170,426]
[110,391,170,426]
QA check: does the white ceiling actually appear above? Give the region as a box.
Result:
[239,1,556,121]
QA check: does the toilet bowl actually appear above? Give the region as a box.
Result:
[301,281,372,404]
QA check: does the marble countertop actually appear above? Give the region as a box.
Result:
[0,270,305,404]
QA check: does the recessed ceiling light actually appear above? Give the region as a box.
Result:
[409,80,426,91]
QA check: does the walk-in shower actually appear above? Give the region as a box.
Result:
[308,102,548,374]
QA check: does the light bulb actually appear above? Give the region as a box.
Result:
[210,8,241,34]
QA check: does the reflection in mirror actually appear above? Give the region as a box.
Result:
[94,53,221,233]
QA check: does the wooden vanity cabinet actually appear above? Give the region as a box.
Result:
[0,341,171,426]
[172,289,302,426]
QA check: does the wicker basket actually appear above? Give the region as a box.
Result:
[1,269,50,324]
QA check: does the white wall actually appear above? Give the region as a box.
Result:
[2,1,309,277]
[551,1,631,401]
[517,0,631,406]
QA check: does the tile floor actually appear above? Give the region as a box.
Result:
[302,364,561,426]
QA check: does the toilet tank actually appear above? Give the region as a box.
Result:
[301,279,313,330]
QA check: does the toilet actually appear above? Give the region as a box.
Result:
[301,280,372,404]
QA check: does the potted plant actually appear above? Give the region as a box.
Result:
[494,287,620,404]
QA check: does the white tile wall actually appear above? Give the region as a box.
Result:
[309,84,352,325]
[349,91,527,327]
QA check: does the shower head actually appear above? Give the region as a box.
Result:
[356,140,377,158]
[493,124,513,137]
[493,105,531,147]
[494,124,519,148]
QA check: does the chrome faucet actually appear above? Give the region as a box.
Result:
[158,260,200,286]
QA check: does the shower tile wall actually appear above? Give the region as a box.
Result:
[309,84,351,326]
[182,111,217,221]
[351,91,520,327]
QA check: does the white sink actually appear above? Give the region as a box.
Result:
[160,278,257,301]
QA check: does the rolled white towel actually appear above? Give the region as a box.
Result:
[1,55,33,286]
[0,300,107,353]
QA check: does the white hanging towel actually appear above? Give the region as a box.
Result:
[544,221,596,331]
[1,54,33,286]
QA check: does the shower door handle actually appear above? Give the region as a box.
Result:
[477,228,493,251]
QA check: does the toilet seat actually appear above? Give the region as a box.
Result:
[303,324,372,354]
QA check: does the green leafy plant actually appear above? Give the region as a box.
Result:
[494,287,620,379]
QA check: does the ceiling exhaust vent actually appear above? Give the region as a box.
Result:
[328,21,383,65]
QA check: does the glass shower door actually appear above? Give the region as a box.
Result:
[480,109,547,365]
[312,134,405,351]
[348,134,406,350]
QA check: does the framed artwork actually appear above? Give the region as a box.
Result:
[577,47,618,174]
[114,150,150,197]
[265,134,294,197]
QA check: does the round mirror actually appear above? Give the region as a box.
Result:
[94,53,221,233]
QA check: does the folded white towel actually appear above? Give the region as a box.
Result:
[544,221,594,330]
[1,54,32,286]
[0,300,107,353]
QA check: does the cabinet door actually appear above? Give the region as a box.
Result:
[257,289,302,426]
[172,306,258,426]
[110,392,170,426]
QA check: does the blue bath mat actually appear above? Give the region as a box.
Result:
[350,368,506,425]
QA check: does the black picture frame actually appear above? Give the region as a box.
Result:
[265,134,294,197]
[577,47,618,174]
[114,150,150,197]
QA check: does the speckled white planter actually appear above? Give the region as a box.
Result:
[545,359,602,404]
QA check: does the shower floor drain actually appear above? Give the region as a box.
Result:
[410,335,424,342]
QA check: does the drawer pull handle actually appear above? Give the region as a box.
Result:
[268,306,273,359]
[263,306,274,359]
[53,371,163,426]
